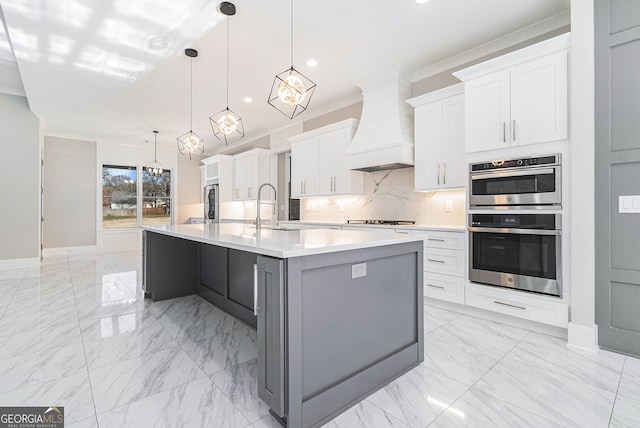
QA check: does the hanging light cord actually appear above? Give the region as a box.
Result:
[226,16,230,109]
[190,56,193,132]
[290,0,294,67]
[154,132,158,162]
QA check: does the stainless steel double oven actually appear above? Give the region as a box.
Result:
[468,154,562,297]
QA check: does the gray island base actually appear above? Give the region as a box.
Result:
[142,224,424,428]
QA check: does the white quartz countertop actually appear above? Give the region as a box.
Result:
[143,223,423,258]
[278,221,465,233]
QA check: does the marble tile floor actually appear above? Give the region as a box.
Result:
[0,251,638,428]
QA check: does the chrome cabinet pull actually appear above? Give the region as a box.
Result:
[427,283,445,289]
[428,238,445,242]
[503,122,506,143]
[513,120,516,141]
[253,264,262,315]
[427,258,445,263]
[437,163,440,185]
[494,300,526,310]
[300,182,303,194]
[443,162,446,185]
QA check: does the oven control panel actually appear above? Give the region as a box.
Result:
[470,154,560,172]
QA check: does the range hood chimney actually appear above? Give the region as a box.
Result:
[345,66,414,172]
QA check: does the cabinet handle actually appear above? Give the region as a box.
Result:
[443,162,446,185]
[427,258,445,263]
[300,182,303,195]
[494,300,526,310]
[427,283,445,290]
[513,120,516,141]
[333,176,336,192]
[428,238,445,242]
[436,163,440,185]
[304,181,306,194]
[396,231,409,234]
[253,264,262,315]
[503,122,507,143]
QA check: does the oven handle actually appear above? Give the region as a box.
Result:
[468,226,561,236]
[471,167,556,180]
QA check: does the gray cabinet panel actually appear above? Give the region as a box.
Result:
[610,0,640,34]
[228,249,258,311]
[257,255,285,417]
[199,244,228,296]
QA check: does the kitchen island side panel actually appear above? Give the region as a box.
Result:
[144,231,198,301]
[286,241,424,428]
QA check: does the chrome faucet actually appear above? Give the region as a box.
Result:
[256,183,277,231]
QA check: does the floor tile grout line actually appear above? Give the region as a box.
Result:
[608,356,627,427]
[442,329,573,428]
[67,256,102,428]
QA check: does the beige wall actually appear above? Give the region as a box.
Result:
[43,136,96,248]
[0,93,40,261]
[176,154,203,224]
[303,102,363,132]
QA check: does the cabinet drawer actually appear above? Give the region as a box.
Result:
[465,282,568,327]
[413,230,465,250]
[424,272,464,304]
[424,248,464,277]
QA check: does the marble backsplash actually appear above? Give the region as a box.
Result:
[300,168,466,226]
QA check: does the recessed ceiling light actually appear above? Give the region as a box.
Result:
[244,97,253,103]
[306,59,318,67]
[415,0,430,3]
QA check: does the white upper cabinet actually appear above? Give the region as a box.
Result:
[454,33,569,154]
[408,84,466,191]
[288,119,364,197]
[232,148,272,200]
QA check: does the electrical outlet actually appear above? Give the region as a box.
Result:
[445,200,453,213]
[352,263,367,279]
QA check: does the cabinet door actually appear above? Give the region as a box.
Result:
[233,157,244,200]
[510,51,568,147]
[256,255,285,417]
[244,154,259,199]
[414,101,443,190]
[441,94,466,188]
[291,138,319,197]
[318,132,337,195]
[464,70,510,153]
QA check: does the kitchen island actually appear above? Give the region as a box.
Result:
[142,223,423,428]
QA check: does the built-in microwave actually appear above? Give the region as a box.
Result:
[469,154,561,209]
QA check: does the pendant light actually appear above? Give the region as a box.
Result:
[268,0,316,119]
[146,130,163,177]
[210,2,245,146]
[177,48,204,159]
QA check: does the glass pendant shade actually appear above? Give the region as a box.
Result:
[146,130,164,177]
[210,107,245,145]
[268,66,316,119]
[177,131,204,159]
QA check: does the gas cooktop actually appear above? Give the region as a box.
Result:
[346,220,416,226]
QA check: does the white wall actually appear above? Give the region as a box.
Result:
[43,136,96,249]
[0,93,40,265]
[568,1,598,352]
[176,154,203,224]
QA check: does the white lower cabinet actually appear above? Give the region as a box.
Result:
[413,229,465,304]
[465,282,568,328]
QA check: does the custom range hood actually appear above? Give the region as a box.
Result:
[344,66,414,172]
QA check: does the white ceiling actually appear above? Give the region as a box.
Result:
[0,0,569,152]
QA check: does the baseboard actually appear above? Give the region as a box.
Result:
[43,246,98,257]
[0,257,40,270]
[567,322,599,354]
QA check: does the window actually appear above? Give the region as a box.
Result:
[142,169,171,226]
[102,165,137,228]
[102,165,172,229]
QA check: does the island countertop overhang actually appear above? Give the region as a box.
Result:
[142,223,424,258]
